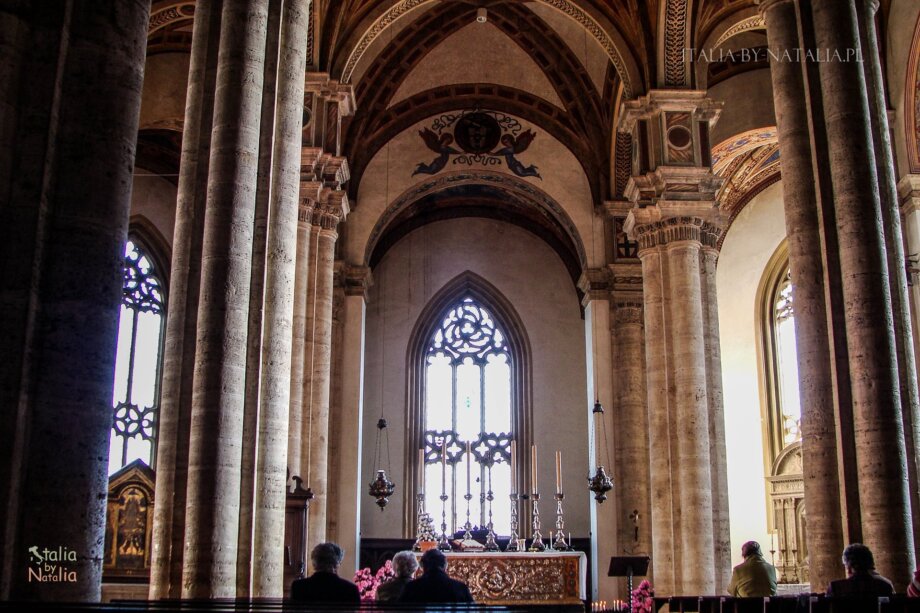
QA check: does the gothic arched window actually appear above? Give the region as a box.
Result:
[758,242,807,583]
[759,243,802,462]
[422,296,513,535]
[408,274,532,538]
[108,238,166,475]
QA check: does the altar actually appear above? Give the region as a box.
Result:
[434,551,587,606]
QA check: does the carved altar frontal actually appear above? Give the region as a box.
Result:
[434,552,586,605]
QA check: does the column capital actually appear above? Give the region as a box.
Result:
[613,300,644,325]
[617,90,723,134]
[298,180,323,224]
[898,174,920,216]
[629,215,710,253]
[578,268,612,304]
[312,189,349,232]
[336,263,374,299]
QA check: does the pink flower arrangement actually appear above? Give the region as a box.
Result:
[631,579,654,613]
[353,560,397,601]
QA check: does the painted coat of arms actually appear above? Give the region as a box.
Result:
[413,110,541,179]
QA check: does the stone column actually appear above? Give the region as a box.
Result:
[620,90,726,595]
[858,0,920,567]
[666,219,715,595]
[288,178,322,479]
[611,300,653,572]
[331,265,372,575]
[700,230,731,592]
[150,0,220,599]
[634,241,675,595]
[181,0,269,598]
[0,1,150,600]
[249,0,312,597]
[758,0,846,588]
[237,0,281,595]
[810,0,914,585]
[899,175,920,538]
[304,192,349,565]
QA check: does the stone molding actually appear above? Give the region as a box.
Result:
[337,263,374,299]
[305,72,356,117]
[578,268,612,303]
[899,174,920,215]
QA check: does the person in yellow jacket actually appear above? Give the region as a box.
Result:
[727,541,778,597]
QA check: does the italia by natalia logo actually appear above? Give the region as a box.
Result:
[27,545,78,583]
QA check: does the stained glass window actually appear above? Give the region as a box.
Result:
[108,239,165,475]
[422,297,513,536]
[773,268,801,446]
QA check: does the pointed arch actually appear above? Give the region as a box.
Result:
[402,271,533,535]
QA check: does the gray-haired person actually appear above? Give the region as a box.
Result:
[291,542,360,603]
[827,543,894,597]
[376,551,419,602]
[727,541,777,597]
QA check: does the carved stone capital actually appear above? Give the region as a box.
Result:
[312,189,349,232]
[631,216,707,252]
[578,268,612,303]
[298,180,323,224]
[613,301,644,325]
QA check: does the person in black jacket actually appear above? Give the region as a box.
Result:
[399,549,474,604]
[826,543,894,597]
[290,542,361,604]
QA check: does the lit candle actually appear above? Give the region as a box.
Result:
[466,441,472,495]
[555,450,562,494]
[510,440,516,494]
[441,439,447,500]
[418,448,425,495]
[531,444,538,495]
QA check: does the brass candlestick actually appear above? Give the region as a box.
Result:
[483,464,499,551]
[528,492,545,551]
[505,492,521,552]
[553,492,570,550]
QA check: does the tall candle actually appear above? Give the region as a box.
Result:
[510,441,516,494]
[555,450,562,494]
[466,441,472,495]
[531,444,538,495]
[441,440,447,499]
[418,448,425,495]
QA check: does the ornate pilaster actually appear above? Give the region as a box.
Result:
[578,268,618,604]
[618,90,727,595]
[611,300,652,583]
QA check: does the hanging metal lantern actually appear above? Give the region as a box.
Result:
[588,399,614,502]
[368,418,396,509]
[588,465,614,503]
[369,469,396,509]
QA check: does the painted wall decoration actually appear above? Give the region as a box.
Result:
[413,110,542,179]
[907,17,920,175]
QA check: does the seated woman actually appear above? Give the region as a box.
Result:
[376,551,418,602]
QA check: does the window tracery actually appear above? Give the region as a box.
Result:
[108,238,165,475]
